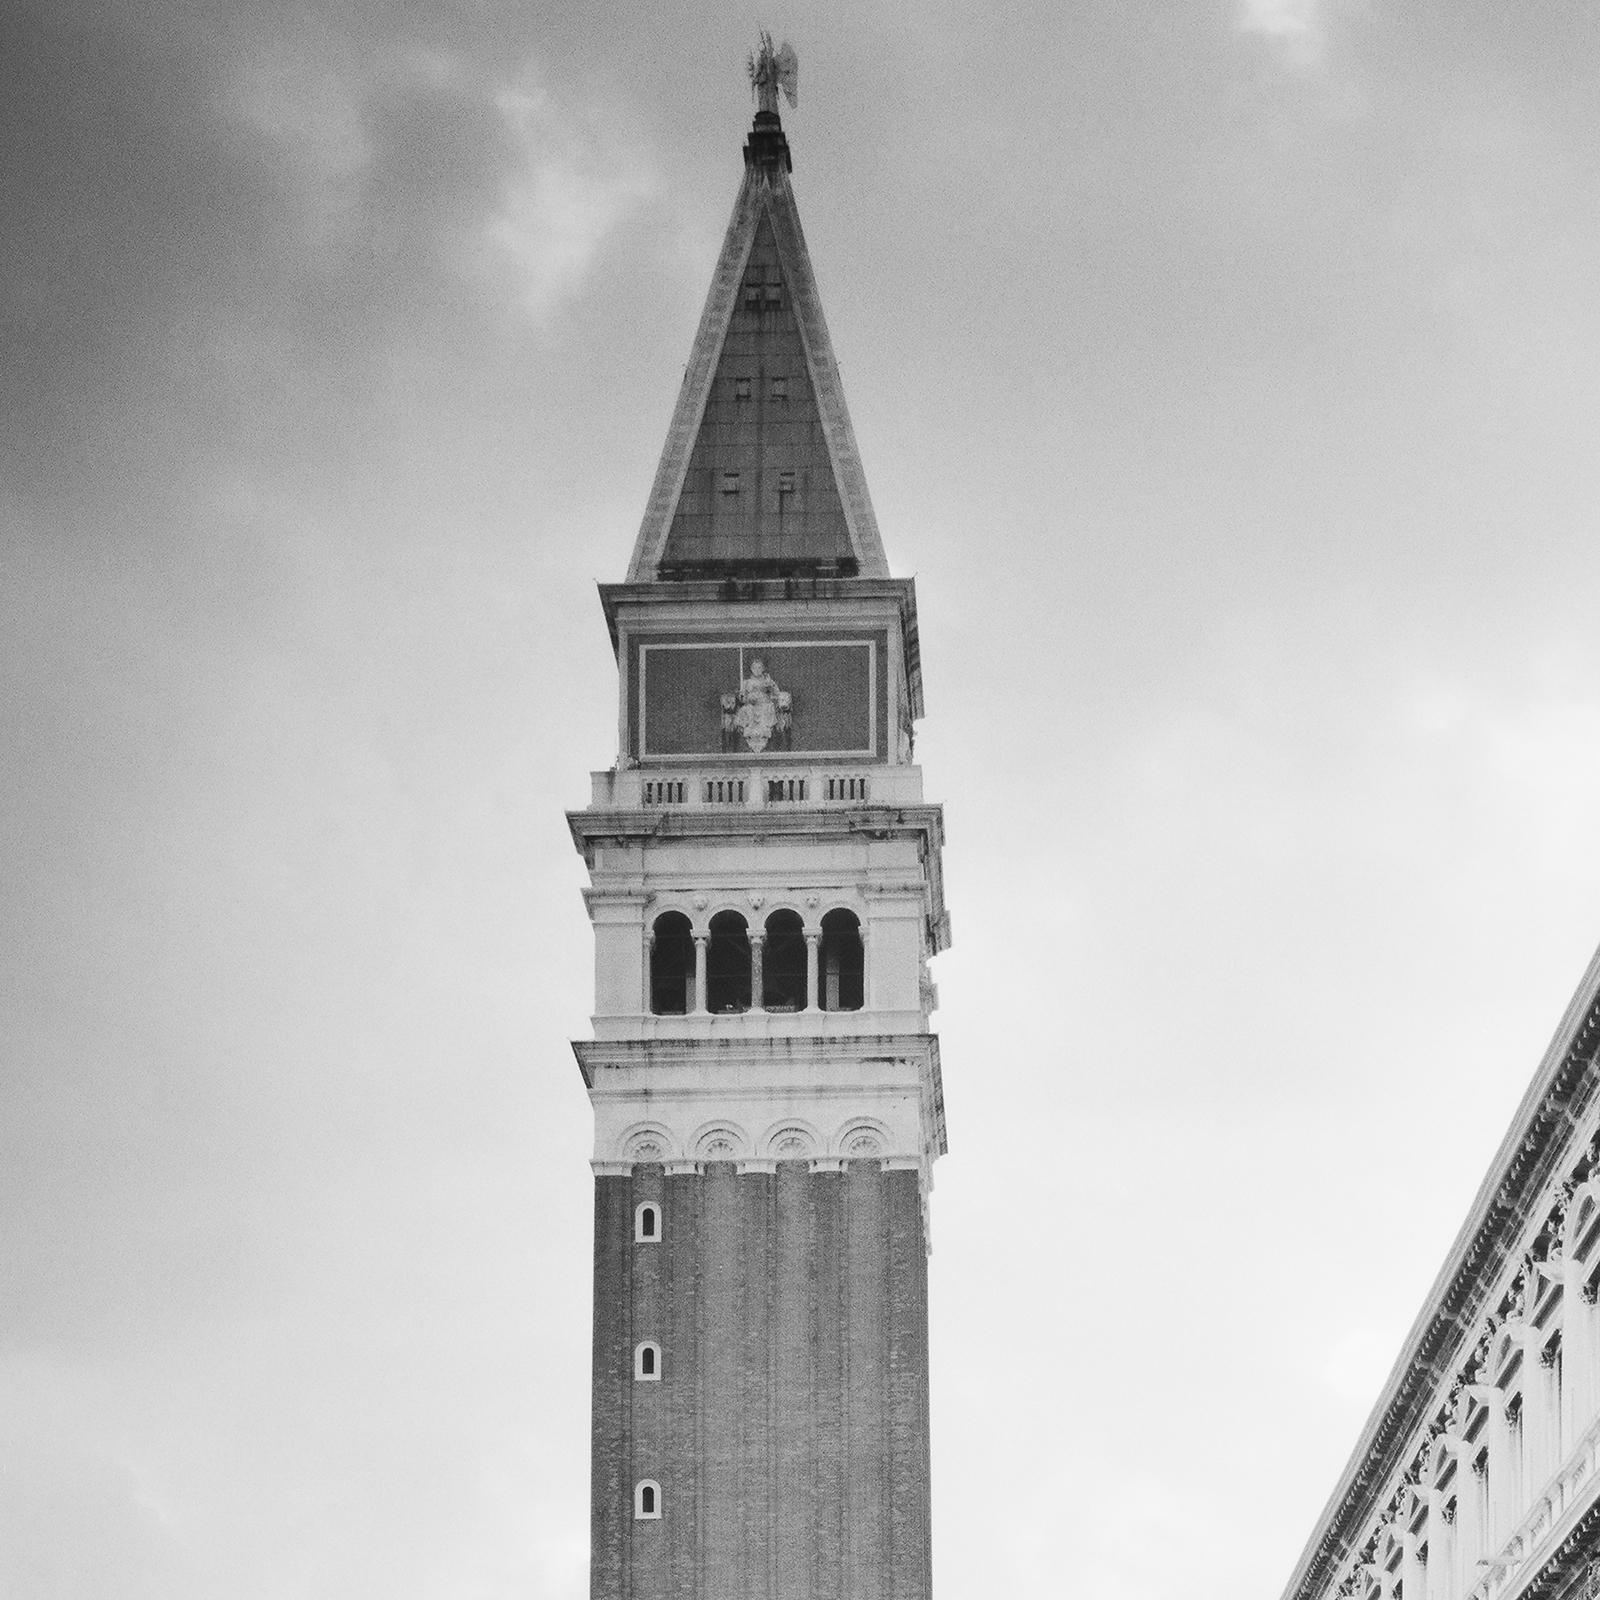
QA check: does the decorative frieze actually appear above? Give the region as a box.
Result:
[598,1111,904,1173]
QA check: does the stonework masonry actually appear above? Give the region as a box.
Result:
[590,1164,932,1600]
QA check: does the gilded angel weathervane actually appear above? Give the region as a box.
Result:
[747,31,799,116]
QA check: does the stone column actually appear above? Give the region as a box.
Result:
[749,933,766,1013]
[693,934,709,1015]
[1563,1254,1598,1444]
[642,929,654,1015]
[1469,1383,1506,1549]
[805,932,820,1012]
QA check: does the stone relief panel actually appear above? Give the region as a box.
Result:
[692,1122,748,1161]
[763,1121,820,1160]
[622,1124,676,1163]
[836,1118,890,1159]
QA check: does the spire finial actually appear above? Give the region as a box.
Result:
[747,31,799,118]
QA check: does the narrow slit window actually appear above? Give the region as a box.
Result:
[635,1202,660,1243]
[635,1480,661,1520]
[635,1340,661,1381]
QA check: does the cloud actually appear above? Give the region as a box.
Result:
[1424,678,1600,882]
[1238,0,1327,66]
[233,53,369,181]
[485,85,656,325]
[1319,1323,1400,1401]
[229,50,370,263]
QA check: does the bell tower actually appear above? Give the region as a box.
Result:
[569,52,951,1600]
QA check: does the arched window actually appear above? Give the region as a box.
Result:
[706,910,751,1013]
[649,911,694,1015]
[820,909,864,1012]
[634,1340,661,1381]
[634,1479,662,1520]
[762,909,807,1011]
[635,1202,660,1243]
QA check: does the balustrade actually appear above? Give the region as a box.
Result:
[620,764,916,809]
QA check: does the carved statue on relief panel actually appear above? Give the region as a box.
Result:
[721,657,792,753]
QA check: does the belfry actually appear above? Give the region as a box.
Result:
[567,41,951,1600]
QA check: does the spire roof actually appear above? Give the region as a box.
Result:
[625,109,890,583]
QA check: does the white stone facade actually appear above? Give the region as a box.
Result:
[1283,948,1600,1600]
[569,576,949,1210]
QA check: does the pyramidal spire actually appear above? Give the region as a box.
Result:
[625,47,890,583]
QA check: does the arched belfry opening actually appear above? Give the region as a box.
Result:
[762,909,807,1010]
[820,908,864,1012]
[649,911,694,1015]
[706,910,752,1013]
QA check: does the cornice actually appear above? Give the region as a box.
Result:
[598,576,919,649]
[572,1029,943,1085]
[1280,944,1600,1600]
[567,801,945,854]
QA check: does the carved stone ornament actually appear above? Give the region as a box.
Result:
[625,1129,670,1162]
[1510,1265,1530,1319]
[721,658,792,753]
[1471,1319,1495,1374]
[695,1125,744,1161]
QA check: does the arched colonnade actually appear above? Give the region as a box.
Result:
[647,906,864,1016]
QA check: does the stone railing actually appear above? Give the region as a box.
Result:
[1465,1411,1600,1600]
[589,764,924,811]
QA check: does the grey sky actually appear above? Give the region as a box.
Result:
[5,1,1600,1595]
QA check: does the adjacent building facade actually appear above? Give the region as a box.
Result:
[1281,945,1600,1600]
[567,89,950,1600]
